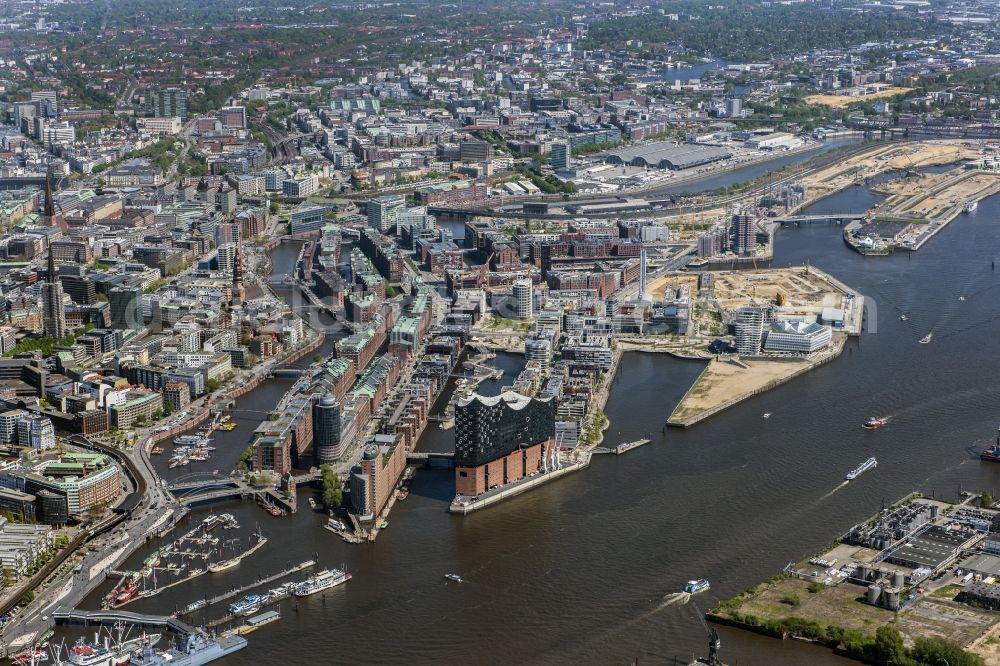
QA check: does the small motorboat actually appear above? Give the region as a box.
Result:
[444,573,463,583]
[959,296,966,301]
[762,413,772,419]
[684,579,710,594]
[900,314,908,321]
[919,332,933,344]
[863,416,887,430]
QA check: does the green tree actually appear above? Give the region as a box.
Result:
[872,625,905,664]
[982,491,995,508]
[320,464,343,511]
[911,636,984,666]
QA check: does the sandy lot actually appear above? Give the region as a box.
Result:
[646,273,699,301]
[799,141,986,204]
[882,171,1000,219]
[669,356,809,423]
[712,268,843,318]
[804,87,910,108]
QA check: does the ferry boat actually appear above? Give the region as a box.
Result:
[444,573,463,583]
[919,332,933,344]
[846,457,877,480]
[229,594,266,616]
[181,599,208,614]
[327,518,347,532]
[294,568,351,596]
[862,417,886,430]
[980,427,1000,463]
[174,434,209,447]
[684,579,711,594]
[965,200,978,213]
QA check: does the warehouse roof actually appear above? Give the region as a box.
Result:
[606,142,731,169]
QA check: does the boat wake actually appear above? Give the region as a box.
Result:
[658,591,691,607]
[819,481,850,501]
[618,591,693,629]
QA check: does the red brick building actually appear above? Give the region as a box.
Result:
[453,392,556,498]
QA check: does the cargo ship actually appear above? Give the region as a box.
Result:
[130,633,247,666]
[846,457,877,480]
[683,579,710,594]
[980,427,1000,463]
[294,568,351,596]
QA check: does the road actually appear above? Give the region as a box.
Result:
[0,433,184,654]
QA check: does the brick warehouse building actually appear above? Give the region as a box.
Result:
[454,392,555,497]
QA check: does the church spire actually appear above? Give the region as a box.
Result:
[43,167,54,219]
[232,245,244,288]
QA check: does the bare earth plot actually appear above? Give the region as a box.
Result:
[668,357,809,425]
[804,87,911,108]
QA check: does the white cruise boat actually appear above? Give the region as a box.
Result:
[294,568,351,596]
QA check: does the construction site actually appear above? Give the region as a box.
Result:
[667,266,859,427]
[867,166,1000,250]
[796,140,987,208]
[803,86,910,108]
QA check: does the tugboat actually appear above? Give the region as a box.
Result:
[684,579,711,594]
[980,427,1000,463]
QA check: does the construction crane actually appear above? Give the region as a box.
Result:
[477,252,495,289]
